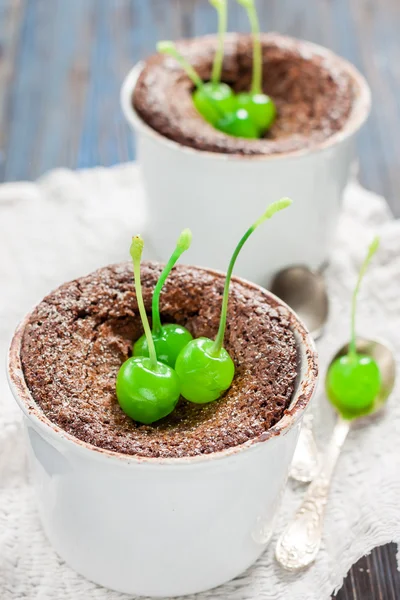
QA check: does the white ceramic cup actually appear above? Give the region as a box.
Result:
[121,38,371,285]
[8,268,318,597]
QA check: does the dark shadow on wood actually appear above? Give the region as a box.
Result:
[334,543,400,600]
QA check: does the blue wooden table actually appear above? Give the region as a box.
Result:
[1,1,399,598]
[1,0,399,218]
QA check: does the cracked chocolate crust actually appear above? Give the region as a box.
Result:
[133,33,354,156]
[20,262,298,458]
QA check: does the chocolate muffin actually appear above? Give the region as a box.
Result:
[133,33,355,156]
[20,262,299,459]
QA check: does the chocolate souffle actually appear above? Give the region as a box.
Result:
[20,263,299,459]
[133,33,355,155]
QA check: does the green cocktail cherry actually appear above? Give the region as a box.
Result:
[215,108,260,139]
[116,236,181,424]
[326,236,382,419]
[235,0,277,131]
[175,198,292,403]
[157,39,257,138]
[133,229,194,368]
[157,41,222,126]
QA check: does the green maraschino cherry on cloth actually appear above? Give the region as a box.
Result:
[133,228,193,368]
[326,236,382,419]
[175,198,293,404]
[235,0,277,131]
[116,236,181,424]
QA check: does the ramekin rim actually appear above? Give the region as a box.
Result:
[7,263,318,466]
[121,33,371,162]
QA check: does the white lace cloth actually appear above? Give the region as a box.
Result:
[1,164,399,599]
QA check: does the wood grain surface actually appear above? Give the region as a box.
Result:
[0,1,399,598]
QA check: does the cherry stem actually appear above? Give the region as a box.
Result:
[130,236,158,369]
[212,198,292,355]
[237,0,262,94]
[152,229,192,334]
[210,0,228,85]
[157,41,204,90]
[349,235,380,358]
[157,40,224,120]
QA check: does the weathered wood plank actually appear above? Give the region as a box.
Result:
[350,0,400,212]
[0,0,26,176]
[0,0,95,179]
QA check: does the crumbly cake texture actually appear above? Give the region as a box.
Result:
[21,262,298,458]
[133,33,354,155]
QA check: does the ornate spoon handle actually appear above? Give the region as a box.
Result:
[289,413,320,483]
[276,417,351,571]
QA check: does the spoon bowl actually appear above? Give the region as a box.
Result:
[270,265,329,340]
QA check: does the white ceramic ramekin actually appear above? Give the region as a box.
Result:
[121,36,371,285]
[8,270,318,597]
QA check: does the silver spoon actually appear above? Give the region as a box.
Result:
[275,337,396,571]
[270,265,329,340]
[270,266,329,482]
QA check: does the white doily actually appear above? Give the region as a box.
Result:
[1,163,399,600]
